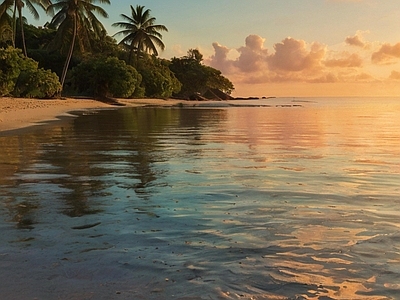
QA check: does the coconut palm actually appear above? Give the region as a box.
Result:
[47,0,110,90]
[112,5,168,65]
[0,0,13,45]
[13,0,51,56]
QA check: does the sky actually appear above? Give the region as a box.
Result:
[28,0,400,97]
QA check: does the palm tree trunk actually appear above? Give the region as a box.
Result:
[136,41,142,69]
[11,1,17,47]
[128,47,133,65]
[60,13,77,92]
[18,7,27,56]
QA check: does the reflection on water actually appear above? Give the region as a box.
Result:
[0,98,400,299]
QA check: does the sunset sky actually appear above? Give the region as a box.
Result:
[31,1,400,97]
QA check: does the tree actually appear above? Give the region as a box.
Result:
[70,56,143,98]
[12,0,51,56]
[138,55,181,98]
[112,5,167,65]
[0,0,13,47]
[169,49,234,99]
[46,0,110,91]
[20,22,56,50]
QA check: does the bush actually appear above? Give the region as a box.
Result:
[0,47,61,98]
[14,68,63,98]
[138,56,181,98]
[71,56,143,98]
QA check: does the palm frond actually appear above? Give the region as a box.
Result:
[112,4,168,59]
[25,1,40,20]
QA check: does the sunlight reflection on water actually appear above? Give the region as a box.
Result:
[0,97,400,299]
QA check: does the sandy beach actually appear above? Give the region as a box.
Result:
[0,97,189,133]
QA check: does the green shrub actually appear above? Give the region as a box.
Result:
[14,68,62,98]
[71,56,143,98]
[0,47,24,96]
[0,47,61,98]
[138,56,181,98]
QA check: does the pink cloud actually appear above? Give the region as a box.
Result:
[346,35,364,47]
[233,35,269,72]
[206,33,397,86]
[389,70,400,80]
[324,53,363,68]
[208,42,234,73]
[371,43,400,65]
[345,31,369,48]
[308,73,338,83]
[267,37,326,72]
[354,72,374,81]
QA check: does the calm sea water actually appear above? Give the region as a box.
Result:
[0,97,400,299]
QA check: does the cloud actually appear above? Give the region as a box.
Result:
[233,35,269,72]
[389,70,400,80]
[345,35,364,47]
[308,73,338,83]
[206,33,397,87]
[171,44,185,56]
[345,30,369,48]
[208,42,234,73]
[371,43,400,64]
[354,72,374,82]
[267,37,326,72]
[324,52,363,68]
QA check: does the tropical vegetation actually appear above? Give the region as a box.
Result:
[112,5,167,66]
[70,56,143,98]
[170,49,234,99]
[13,0,52,56]
[0,1,234,99]
[46,0,110,89]
[0,46,61,98]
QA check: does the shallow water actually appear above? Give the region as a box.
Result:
[1,97,400,299]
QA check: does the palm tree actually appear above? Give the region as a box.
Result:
[112,5,168,65]
[0,0,13,45]
[12,0,51,56]
[46,0,110,91]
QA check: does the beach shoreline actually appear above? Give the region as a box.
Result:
[0,97,196,133]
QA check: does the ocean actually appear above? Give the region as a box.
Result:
[0,97,399,299]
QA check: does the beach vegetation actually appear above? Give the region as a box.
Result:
[13,64,62,98]
[18,22,56,50]
[0,46,61,97]
[138,55,181,98]
[0,3,235,100]
[70,56,143,98]
[112,5,168,66]
[12,0,51,56]
[169,49,234,99]
[46,0,110,90]
[0,0,13,47]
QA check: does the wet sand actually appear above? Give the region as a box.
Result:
[0,97,197,133]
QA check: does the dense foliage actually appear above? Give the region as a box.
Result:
[0,46,61,98]
[70,56,143,98]
[0,3,234,99]
[138,56,181,98]
[170,49,234,99]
